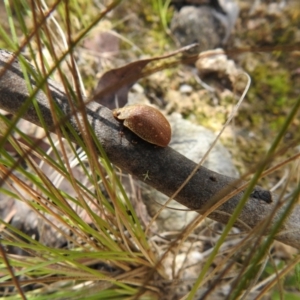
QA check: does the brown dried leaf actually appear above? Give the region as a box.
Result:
[93,44,198,109]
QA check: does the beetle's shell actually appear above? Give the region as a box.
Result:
[113,105,171,147]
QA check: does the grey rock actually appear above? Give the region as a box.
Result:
[171,6,223,52]
[170,1,239,52]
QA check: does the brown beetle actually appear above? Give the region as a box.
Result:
[113,104,171,147]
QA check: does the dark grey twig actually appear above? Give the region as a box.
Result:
[0,49,299,248]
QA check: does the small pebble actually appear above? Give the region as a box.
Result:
[179,84,193,94]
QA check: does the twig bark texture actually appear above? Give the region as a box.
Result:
[0,49,299,248]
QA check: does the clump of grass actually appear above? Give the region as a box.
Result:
[0,1,299,299]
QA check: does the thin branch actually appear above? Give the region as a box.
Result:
[0,49,299,248]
